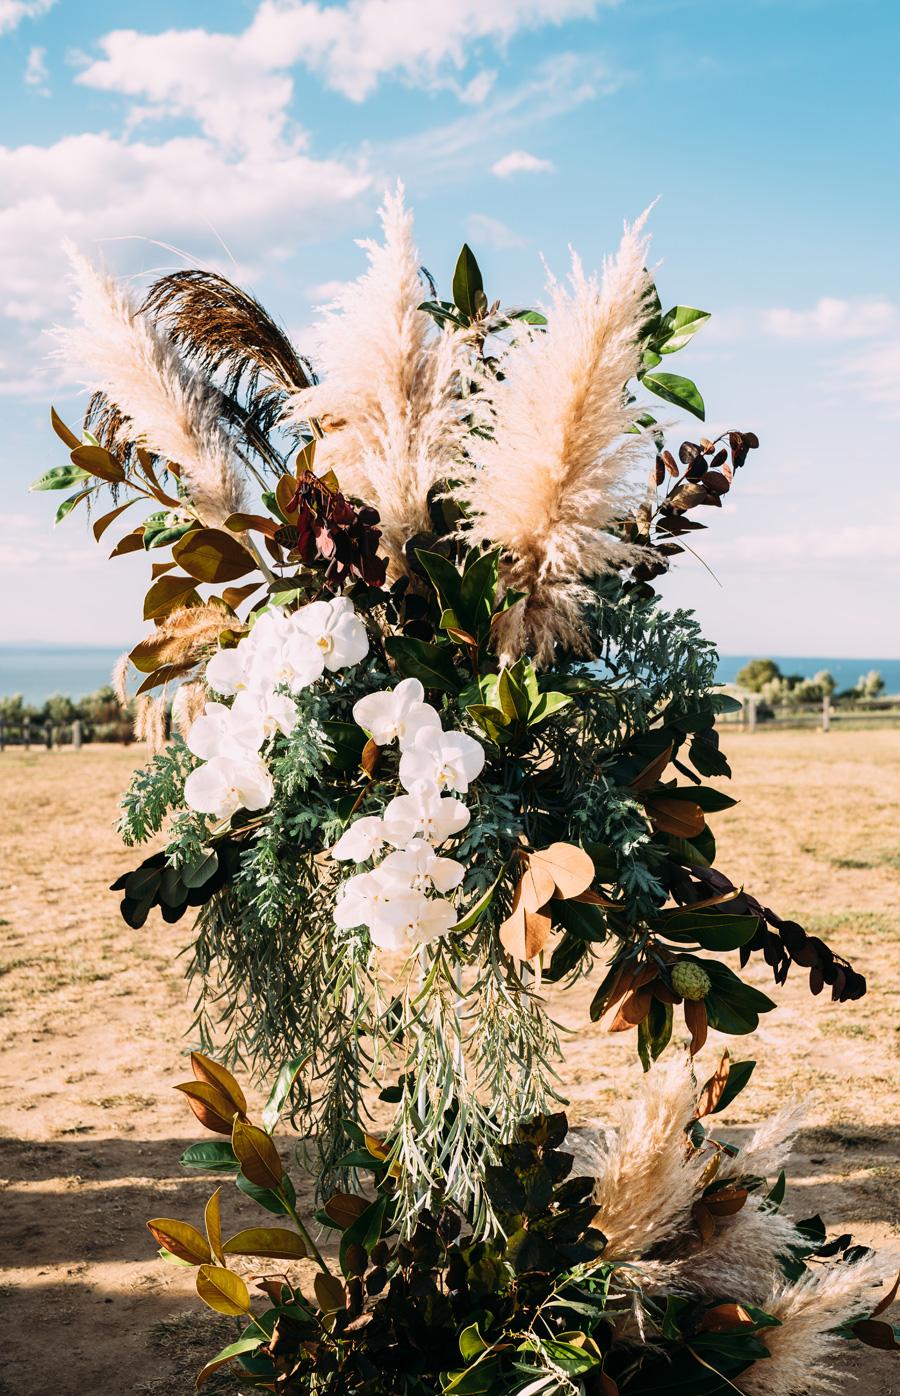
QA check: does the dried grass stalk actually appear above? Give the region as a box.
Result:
[282,184,475,572]
[58,247,246,528]
[742,1250,899,1396]
[463,216,655,663]
[171,681,208,736]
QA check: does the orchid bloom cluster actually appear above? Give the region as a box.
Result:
[331,677,485,953]
[183,597,369,821]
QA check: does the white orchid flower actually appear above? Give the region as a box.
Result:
[333,868,391,930]
[352,677,441,750]
[183,753,274,820]
[186,701,260,761]
[368,890,456,950]
[383,780,470,847]
[205,647,248,697]
[230,688,297,747]
[398,727,485,794]
[289,596,369,674]
[378,838,465,894]
[331,815,386,863]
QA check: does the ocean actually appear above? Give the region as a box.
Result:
[1,645,899,706]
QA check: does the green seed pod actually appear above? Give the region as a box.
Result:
[670,961,712,1002]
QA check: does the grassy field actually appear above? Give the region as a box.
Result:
[1,731,898,1394]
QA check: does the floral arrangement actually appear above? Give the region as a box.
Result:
[37,187,894,1392]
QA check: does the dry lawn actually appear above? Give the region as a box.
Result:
[0,730,898,1394]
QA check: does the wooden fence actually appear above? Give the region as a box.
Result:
[0,718,135,749]
[718,695,900,732]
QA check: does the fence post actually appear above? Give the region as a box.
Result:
[23,718,30,749]
[0,718,4,752]
[44,720,52,750]
[747,696,757,733]
[822,694,830,733]
[72,718,82,751]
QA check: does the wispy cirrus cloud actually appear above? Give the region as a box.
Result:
[0,0,54,35]
[764,296,896,342]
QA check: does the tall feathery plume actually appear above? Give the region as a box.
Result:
[111,652,131,707]
[57,247,246,528]
[717,1098,808,1184]
[171,681,208,737]
[462,216,654,664]
[282,185,476,572]
[742,1251,899,1396]
[589,1054,706,1259]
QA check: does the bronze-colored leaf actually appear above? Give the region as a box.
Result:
[852,1319,900,1351]
[361,739,381,777]
[147,1217,211,1265]
[295,438,317,478]
[573,888,618,908]
[684,999,709,1055]
[51,406,81,450]
[93,498,138,542]
[173,527,255,584]
[143,573,201,622]
[222,580,263,610]
[175,1081,238,1135]
[315,1271,346,1314]
[223,512,280,538]
[704,1187,748,1218]
[135,662,194,695]
[695,1051,730,1119]
[191,1052,247,1117]
[630,744,674,792]
[599,1376,619,1396]
[699,1303,754,1332]
[610,986,655,1031]
[109,527,145,558]
[232,1119,284,1190]
[872,1269,900,1318]
[531,842,595,900]
[204,1188,225,1265]
[196,1264,251,1316]
[642,795,706,838]
[223,1227,307,1260]
[275,473,300,522]
[70,443,126,483]
[324,1193,370,1229]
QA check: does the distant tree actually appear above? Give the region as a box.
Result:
[856,669,885,698]
[814,669,837,697]
[42,693,77,724]
[0,694,38,724]
[736,658,782,692]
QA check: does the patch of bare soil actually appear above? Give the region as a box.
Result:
[0,733,897,1394]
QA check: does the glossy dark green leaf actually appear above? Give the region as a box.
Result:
[180,1141,241,1173]
[31,464,91,492]
[452,244,484,320]
[643,371,706,420]
[384,636,461,692]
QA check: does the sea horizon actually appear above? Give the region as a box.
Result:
[2,642,900,706]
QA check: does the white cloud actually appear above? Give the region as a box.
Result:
[839,338,900,421]
[764,296,896,342]
[491,148,555,177]
[466,212,525,249]
[23,44,49,94]
[0,0,54,34]
[690,521,900,570]
[74,0,606,148]
[0,131,371,384]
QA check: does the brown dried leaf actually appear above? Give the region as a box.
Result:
[692,1201,716,1242]
[610,986,654,1032]
[147,1217,211,1265]
[872,1269,900,1318]
[315,1271,347,1314]
[852,1319,900,1351]
[630,744,674,792]
[642,795,706,838]
[324,1193,370,1229]
[361,739,381,777]
[695,1051,731,1119]
[500,901,553,961]
[204,1188,225,1265]
[223,1227,307,1259]
[531,842,595,900]
[684,999,709,1055]
[704,1187,748,1217]
[699,1303,755,1333]
[518,858,556,913]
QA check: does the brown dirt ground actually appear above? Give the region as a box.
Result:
[1,731,898,1395]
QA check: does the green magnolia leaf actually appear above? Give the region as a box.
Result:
[642,371,706,420]
[262,1054,307,1134]
[55,488,93,524]
[322,720,367,770]
[528,691,572,724]
[660,912,759,951]
[195,1334,265,1389]
[553,898,608,942]
[31,464,92,492]
[235,1170,293,1216]
[466,703,510,741]
[384,636,461,692]
[459,548,500,635]
[701,961,776,1035]
[417,299,466,329]
[657,305,711,354]
[458,1322,489,1360]
[339,1194,388,1278]
[508,308,547,325]
[181,850,219,890]
[416,548,464,614]
[452,244,484,321]
[180,1141,241,1173]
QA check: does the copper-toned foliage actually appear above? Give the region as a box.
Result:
[282,471,388,588]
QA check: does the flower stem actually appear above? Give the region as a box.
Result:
[278,1189,332,1275]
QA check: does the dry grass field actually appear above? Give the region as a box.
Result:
[1,731,898,1394]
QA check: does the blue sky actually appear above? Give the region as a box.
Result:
[1,0,897,656]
